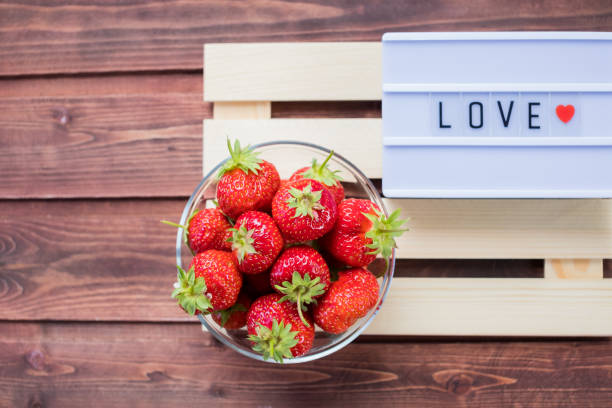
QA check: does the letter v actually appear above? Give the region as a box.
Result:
[497,100,514,128]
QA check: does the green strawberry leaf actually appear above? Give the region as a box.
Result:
[275,272,326,327]
[227,225,258,263]
[300,150,343,187]
[248,319,299,363]
[217,138,262,178]
[286,183,325,219]
[172,265,212,315]
[363,207,410,265]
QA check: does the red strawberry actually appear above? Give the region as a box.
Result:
[172,250,242,315]
[229,211,284,275]
[162,208,232,254]
[289,151,344,205]
[271,178,337,242]
[212,292,251,330]
[313,268,379,334]
[323,199,408,267]
[270,245,330,326]
[216,139,280,220]
[247,293,315,362]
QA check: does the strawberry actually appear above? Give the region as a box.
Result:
[270,245,330,326]
[212,292,251,330]
[172,250,242,315]
[247,293,315,362]
[271,178,337,242]
[162,208,232,254]
[289,151,344,205]
[279,179,290,189]
[216,139,280,220]
[313,268,379,334]
[323,199,408,267]
[228,211,284,275]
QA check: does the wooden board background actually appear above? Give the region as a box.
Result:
[1,0,612,406]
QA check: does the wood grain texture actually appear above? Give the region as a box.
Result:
[385,198,612,259]
[366,278,612,336]
[1,322,612,407]
[204,42,381,101]
[1,0,611,76]
[0,73,202,98]
[0,88,208,198]
[0,199,190,321]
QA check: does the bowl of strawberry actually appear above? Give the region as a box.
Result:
[164,140,408,363]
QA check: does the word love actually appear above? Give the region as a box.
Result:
[437,100,575,130]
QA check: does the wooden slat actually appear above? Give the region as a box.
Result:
[386,198,612,259]
[0,88,208,198]
[544,259,604,279]
[203,118,382,176]
[0,199,189,322]
[0,73,202,98]
[7,0,608,76]
[3,322,612,407]
[204,43,381,101]
[204,119,612,259]
[366,278,612,336]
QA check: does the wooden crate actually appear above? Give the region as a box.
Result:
[203,42,612,336]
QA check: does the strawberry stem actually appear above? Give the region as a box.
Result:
[319,150,334,169]
[296,290,310,327]
[275,272,325,327]
[161,220,187,229]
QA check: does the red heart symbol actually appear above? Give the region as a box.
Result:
[556,104,575,124]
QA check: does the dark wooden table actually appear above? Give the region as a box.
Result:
[1,1,612,406]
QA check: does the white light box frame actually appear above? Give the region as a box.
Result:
[382,32,612,198]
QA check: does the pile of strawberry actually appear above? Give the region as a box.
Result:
[164,140,407,363]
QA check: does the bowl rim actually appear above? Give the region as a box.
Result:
[175,140,396,364]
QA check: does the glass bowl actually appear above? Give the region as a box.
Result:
[175,141,395,363]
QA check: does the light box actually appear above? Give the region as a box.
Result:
[382,32,612,198]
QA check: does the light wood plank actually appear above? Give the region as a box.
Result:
[544,259,604,279]
[204,43,381,101]
[203,119,612,259]
[387,199,612,259]
[213,101,271,119]
[203,118,382,176]
[365,277,612,336]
